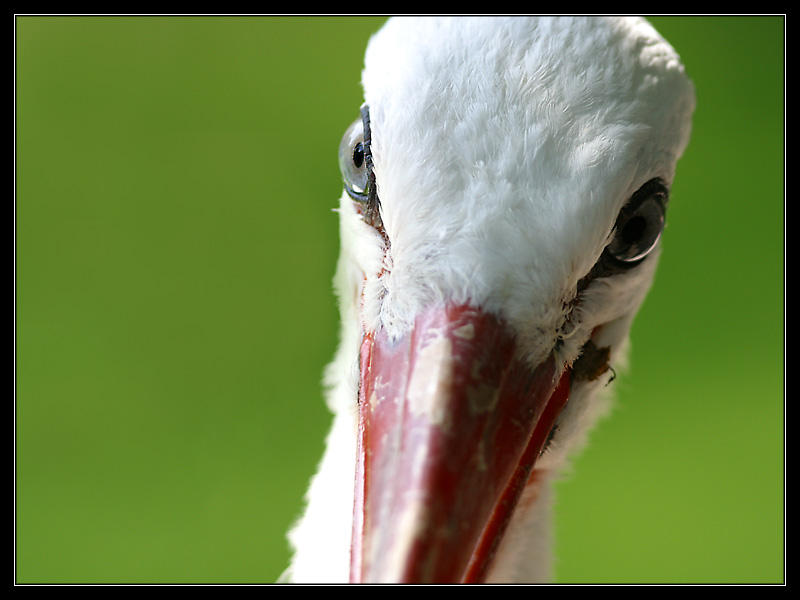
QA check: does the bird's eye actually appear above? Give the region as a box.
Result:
[338,106,383,231]
[339,116,371,201]
[604,179,668,266]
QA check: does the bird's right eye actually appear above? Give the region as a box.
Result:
[339,117,371,201]
[339,106,383,231]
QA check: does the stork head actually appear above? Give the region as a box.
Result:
[287,16,694,584]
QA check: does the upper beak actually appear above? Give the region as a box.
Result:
[350,303,571,583]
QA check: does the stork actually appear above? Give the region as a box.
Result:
[283,16,694,583]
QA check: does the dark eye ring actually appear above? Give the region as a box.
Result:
[604,178,668,266]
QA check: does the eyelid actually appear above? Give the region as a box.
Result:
[360,104,373,173]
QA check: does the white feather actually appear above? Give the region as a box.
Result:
[285,16,694,583]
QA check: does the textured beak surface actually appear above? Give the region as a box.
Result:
[350,304,571,583]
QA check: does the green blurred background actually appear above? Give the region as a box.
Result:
[15,16,784,584]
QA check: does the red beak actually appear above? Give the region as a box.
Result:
[350,303,571,583]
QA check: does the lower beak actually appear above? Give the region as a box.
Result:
[350,303,571,583]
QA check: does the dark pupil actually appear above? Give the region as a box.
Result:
[352,142,365,169]
[621,215,646,244]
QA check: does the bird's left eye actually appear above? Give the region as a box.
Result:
[339,115,371,201]
[604,179,668,265]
